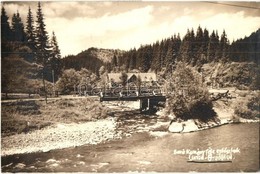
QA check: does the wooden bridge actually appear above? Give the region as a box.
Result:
[99,87,167,112]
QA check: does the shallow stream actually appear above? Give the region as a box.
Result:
[1,110,259,172]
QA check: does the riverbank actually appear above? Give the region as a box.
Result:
[1,98,168,157]
[1,97,109,137]
[1,97,119,156]
[1,89,258,157]
[1,118,120,156]
[168,117,259,133]
[167,89,259,133]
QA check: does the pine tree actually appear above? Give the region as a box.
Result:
[207,30,219,62]
[189,28,195,64]
[165,39,174,67]
[35,2,50,65]
[1,6,12,58]
[129,48,137,70]
[1,6,12,41]
[174,33,181,62]
[193,26,204,66]
[50,31,61,81]
[214,31,221,61]
[219,30,229,61]
[24,7,37,62]
[179,29,195,64]
[136,46,144,71]
[151,41,161,72]
[35,2,50,103]
[161,39,169,67]
[26,7,36,51]
[141,45,153,72]
[112,54,118,67]
[202,28,210,63]
[11,11,26,42]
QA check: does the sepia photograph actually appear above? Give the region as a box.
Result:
[1,1,259,172]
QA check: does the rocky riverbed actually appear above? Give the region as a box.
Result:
[2,92,258,157]
[1,118,120,156]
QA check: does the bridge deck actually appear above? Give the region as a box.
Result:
[100,95,166,101]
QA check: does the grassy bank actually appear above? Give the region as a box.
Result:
[1,97,111,137]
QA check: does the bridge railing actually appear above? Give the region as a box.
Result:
[98,86,165,98]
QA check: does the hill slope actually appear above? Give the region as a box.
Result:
[202,62,259,90]
[62,47,125,74]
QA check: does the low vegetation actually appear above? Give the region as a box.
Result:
[234,91,259,119]
[1,97,111,137]
[202,62,259,90]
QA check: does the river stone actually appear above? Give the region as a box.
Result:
[182,120,199,133]
[168,122,184,133]
[15,163,26,169]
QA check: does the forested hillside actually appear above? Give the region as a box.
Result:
[1,4,62,96]
[62,27,259,77]
[115,27,259,73]
[2,2,259,96]
[230,30,260,63]
[62,47,124,75]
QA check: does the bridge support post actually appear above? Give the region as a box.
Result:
[139,99,150,112]
[139,99,142,111]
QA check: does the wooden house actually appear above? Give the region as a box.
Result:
[107,73,157,87]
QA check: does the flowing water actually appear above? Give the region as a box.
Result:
[1,111,259,172]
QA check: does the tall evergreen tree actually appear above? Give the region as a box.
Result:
[1,6,12,41]
[112,54,118,67]
[219,30,229,61]
[25,7,37,62]
[207,30,219,62]
[1,6,12,57]
[11,11,26,42]
[189,28,196,64]
[35,2,50,65]
[214,30,221,61]
[141,45,153,72]
[174,33,181,62]
[35,2,50,103]
[202,28,210,63]
[49,31,61,81]
[136,46,144,71]
[161,39,169,67]
[151,41,161,71]
[165,39,174,67]
[26,7,36,51]
[129,48,137,70]
[194,26,204,65]
[179,29,195,64]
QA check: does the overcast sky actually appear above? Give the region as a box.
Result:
[2,1,260,57]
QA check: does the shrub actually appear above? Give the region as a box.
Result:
[234,94,259,119]
[81,98,109,120]
[166,62,217,122]
[57,99,75,108]
[247,94,259,116]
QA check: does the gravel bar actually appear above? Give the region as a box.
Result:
[1,118,120,156]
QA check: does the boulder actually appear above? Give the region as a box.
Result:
[168,122,184,133]
[168,120,199,133]
[182,120,199,133]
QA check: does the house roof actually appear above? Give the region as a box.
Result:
[107,73,157,83]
